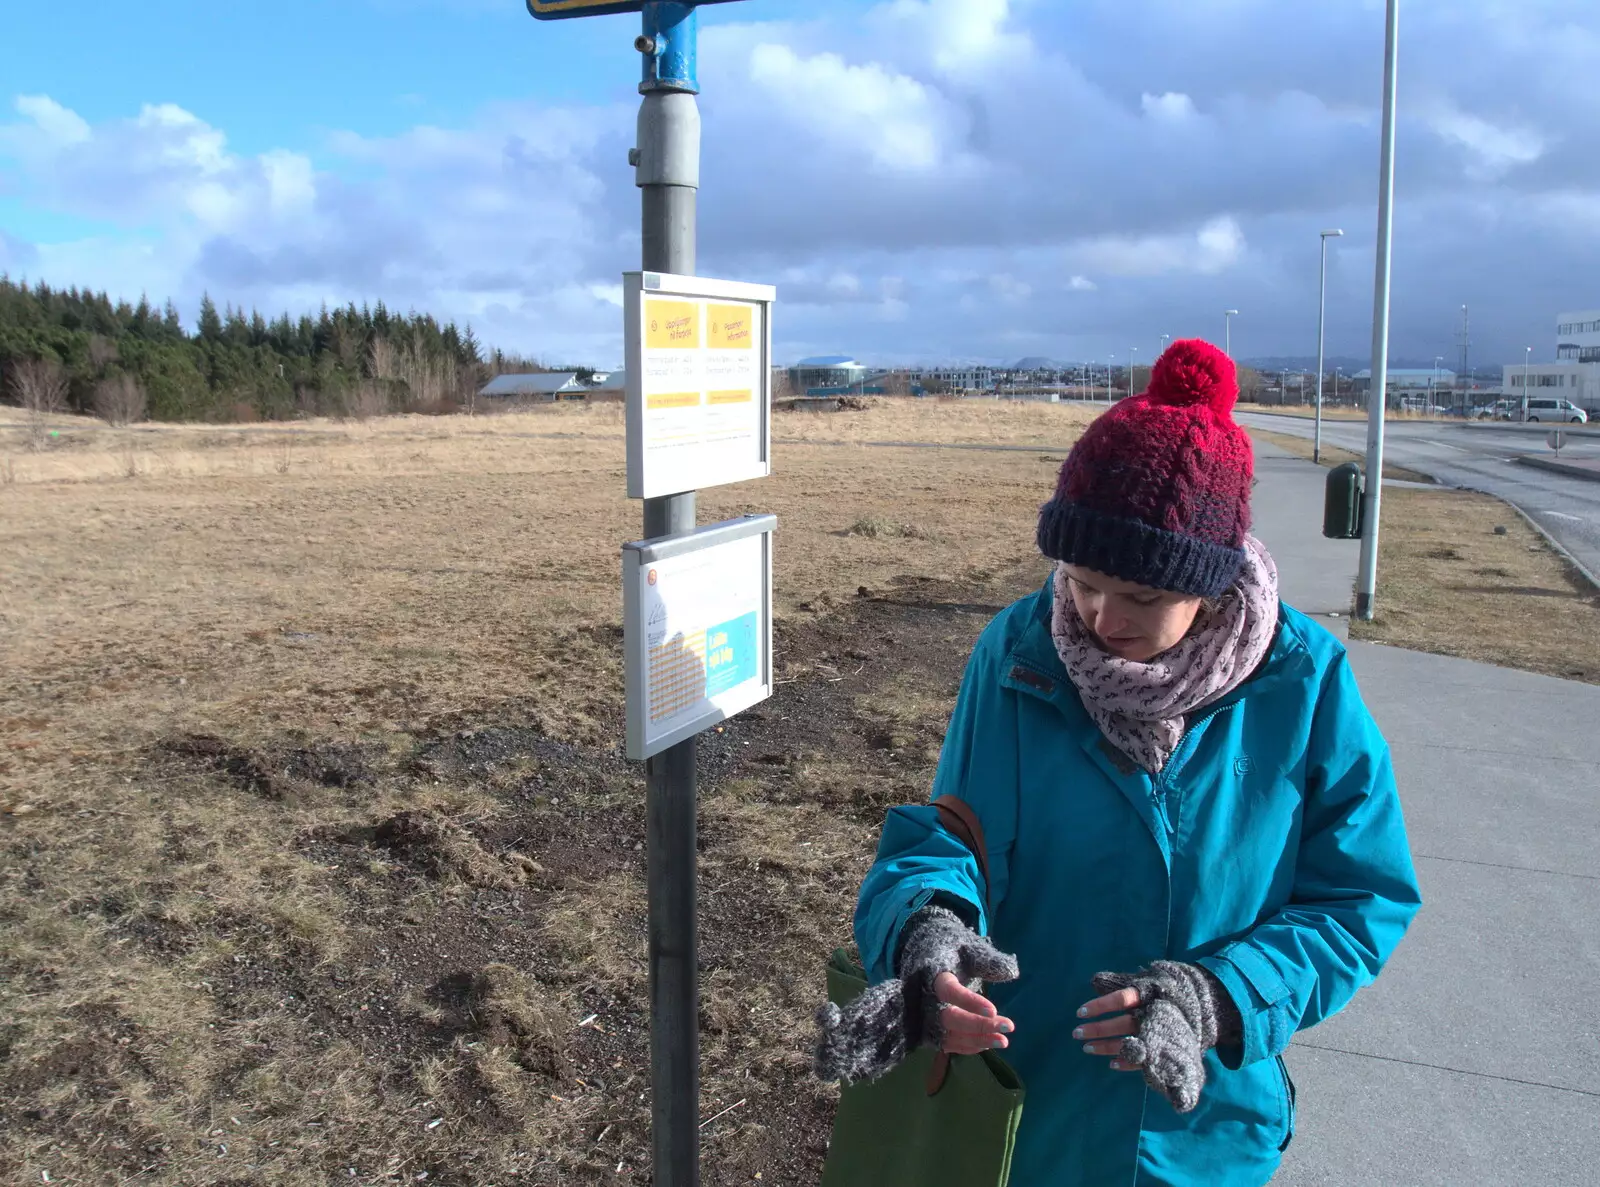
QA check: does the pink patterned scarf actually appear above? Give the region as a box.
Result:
[1049,536,1280,775]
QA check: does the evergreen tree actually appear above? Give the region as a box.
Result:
[197,293,222,342]
[0,279,523,423]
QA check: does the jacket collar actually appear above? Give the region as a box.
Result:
[999,576,1316,733]
[998,577,1315,862]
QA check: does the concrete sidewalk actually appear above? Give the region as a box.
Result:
[1248,440,1600,1186]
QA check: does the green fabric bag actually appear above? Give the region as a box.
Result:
[819,797,1025,1187]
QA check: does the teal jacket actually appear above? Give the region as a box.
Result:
[855,582,1422,1186]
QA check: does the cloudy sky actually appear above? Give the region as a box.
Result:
[2,0,1595,371]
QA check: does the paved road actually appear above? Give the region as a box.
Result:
[1238,411,1600,580]
[1247,438,1600,1186]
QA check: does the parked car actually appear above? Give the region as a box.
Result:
[1508,398,1588,424]
[1474,399,1518,420]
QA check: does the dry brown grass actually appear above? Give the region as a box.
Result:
[11,396,1589,1182]
[775,396,1097,445]
[1250,426,1435,485]
[0,400,1074,1183]
[1350,489,1600,683]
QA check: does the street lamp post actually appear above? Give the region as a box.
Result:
[1355,0,1400,623]
[1224,310,1239,358]
[1107,354,1116,402]
[1160,333,1171,360]
[1315,229,1344,463]
[1523,346,1532,420]
[1129,346,1139,396]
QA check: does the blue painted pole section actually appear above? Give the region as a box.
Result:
[641,2,699,93]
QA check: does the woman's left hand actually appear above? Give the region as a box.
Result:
[1073,985,1144,1071]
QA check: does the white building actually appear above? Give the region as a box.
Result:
[1502,310,1600,410]
[916,365,996,393]
[1349,367,1457,403]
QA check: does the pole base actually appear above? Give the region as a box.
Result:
[1355,592,1373,621]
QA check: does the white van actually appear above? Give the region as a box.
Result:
[1511,398,1588,424]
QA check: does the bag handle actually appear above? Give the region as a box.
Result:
[927,795,993,1096]
[934,797,992,913]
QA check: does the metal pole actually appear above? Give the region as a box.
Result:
[1314,231,1342,462]
[1355,0,1400,622]
[1524,347,1531,420]
[635,5,701,1183]
[1130,347,1138,396]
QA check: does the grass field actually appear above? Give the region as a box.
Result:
[1249,426,1435,485]
[1350,488,1600,684]
[0,400,1088,1185]
[4,397,1595,1184]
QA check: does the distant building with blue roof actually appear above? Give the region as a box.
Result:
[790,356,869,393]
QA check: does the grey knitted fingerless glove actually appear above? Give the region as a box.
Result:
[814,906,1019,1084]
[1091,961,1243,1113]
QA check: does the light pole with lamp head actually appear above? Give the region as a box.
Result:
[1129,346,1139,396]
[1107,353,1115,402]
[1524,346,1532,420]
[1224,310,1239,358]
[1314,229,1344,463]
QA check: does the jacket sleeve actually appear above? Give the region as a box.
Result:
[853,630,1020,984]
[1200,651,1423,1068]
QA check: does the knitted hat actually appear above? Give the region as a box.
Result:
[1037,338,1254,598]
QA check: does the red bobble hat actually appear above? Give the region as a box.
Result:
[1036,338,1255,598]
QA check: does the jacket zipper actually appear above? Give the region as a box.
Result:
[1150,705,1226,835]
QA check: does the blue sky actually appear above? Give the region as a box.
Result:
[3,1,1597,371]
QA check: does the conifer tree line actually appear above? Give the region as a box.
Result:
[0,275,550,423]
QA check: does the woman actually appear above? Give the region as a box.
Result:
[815,340,1422,1185]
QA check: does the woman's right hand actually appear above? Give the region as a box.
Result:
[933,971,1015,1054]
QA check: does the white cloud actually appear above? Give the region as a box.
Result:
[989,273,1033,302]
[11,94,90,146]
[1074,216,1246,278]
[1141,92,1196,122]
[875,0,1031,75]
[1425,102,1545,177]
[3,0,1600,365]
[745,43,960,173]
[0,97,318,237]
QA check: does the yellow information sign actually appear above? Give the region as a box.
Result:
[648,391,703,410]
[625,271,774,499]
[646,299,701,350]
[707,303,756,350]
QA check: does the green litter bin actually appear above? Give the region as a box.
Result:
[1323,462,1364,540]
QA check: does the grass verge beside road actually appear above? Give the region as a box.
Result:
[1350,488,1600,685]
[1250,427,1435,485]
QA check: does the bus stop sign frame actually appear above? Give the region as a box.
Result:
[527,0,742,19]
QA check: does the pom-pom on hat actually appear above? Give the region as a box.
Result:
[1036,338,1255,598]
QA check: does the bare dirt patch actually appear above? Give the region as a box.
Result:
[1350,488,1600,684]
